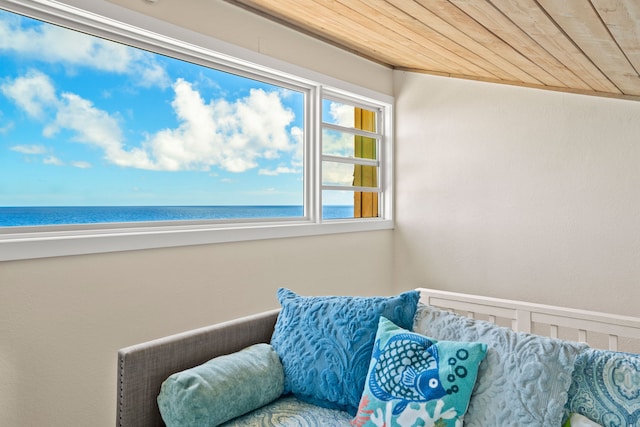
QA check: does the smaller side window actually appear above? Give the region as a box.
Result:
[321,96,383,220]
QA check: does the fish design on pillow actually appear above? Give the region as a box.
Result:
[368,333,446,414]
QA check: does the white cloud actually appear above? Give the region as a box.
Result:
[3,71,301,173]
[330,102,354,128]
[141,79,300,172]
[1,69,57,119]
[0,123,11,134]
[323,102,359,157]
[43,155,64,166]
[323,128,354,157]
[0,110,13,134]
[71,161,91,169]
[259,166,299,176]
[8,138,89,168]
[0,13,169,88]
[2,71,148,169]
[322,161,354,186]
[290,126,304,167]
[136,60,170,89]
[10,144,47,155]
[43,92,145,168]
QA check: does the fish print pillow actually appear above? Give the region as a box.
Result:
[352,317,487,427]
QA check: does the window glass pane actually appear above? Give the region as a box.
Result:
[322,99,377,132]
[0,9,304,226]
[322,190,379,219]
[322,129,378,160]
[322,190,354,219]
[322,161,378,188]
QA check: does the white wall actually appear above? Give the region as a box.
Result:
[0,1,395,426]
[1,232,394,426]
[393,70,640,316]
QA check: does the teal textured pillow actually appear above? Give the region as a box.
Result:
[270,288,420,415]
[157,343,284,427]
[353,316,487,427]
[565,348,640,427]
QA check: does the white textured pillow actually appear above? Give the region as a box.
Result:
[414,304,587,427]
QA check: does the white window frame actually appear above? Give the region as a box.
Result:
[320,91,385,203]
[0,0,394,261]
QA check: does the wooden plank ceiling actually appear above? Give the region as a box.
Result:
[227,0,640,101]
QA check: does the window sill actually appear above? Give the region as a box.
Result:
[0,219,394,261]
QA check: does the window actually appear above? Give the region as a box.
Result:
[321,97,382,219]
[0,0,393,260]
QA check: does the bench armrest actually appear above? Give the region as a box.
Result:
[116,309,280,427]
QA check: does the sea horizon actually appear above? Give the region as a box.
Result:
[0,205,354,227]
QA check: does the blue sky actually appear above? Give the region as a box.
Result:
[0,8,312,206]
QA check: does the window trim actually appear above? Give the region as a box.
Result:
[0,0,394,261]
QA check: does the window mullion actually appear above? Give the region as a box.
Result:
[321,122,380,140]
[322,185,381,193]
[311,86,323,224]
[321,154,379,167]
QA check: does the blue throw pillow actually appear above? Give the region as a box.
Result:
[158,343,284,427]
[565,348,640,427]
[353,316,487,427]
[414,304,587,427]
[270,288,420,415]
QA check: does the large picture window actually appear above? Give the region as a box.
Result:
[0,7,306,225]
[0,0,393,260]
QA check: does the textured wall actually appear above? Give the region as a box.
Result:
[394,70,640,316]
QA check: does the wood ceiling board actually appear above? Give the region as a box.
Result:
[412,0,544,86]
[321,0,521,78]
[538,0,640,96]
[236,0,484,75]
[447,0,571,88]
[232,0,397,65]
[592,0,640,74]
[325,0,500,79]
[226,0,393,66]
[225,0,640,101]
[339,0,508,81]
[489,0,618,93]
[370,0,525,83]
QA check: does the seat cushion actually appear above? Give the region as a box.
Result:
[220,395,353,427]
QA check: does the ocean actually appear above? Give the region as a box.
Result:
[0,205,354,227]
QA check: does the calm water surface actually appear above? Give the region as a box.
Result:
[0,205,354,227]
